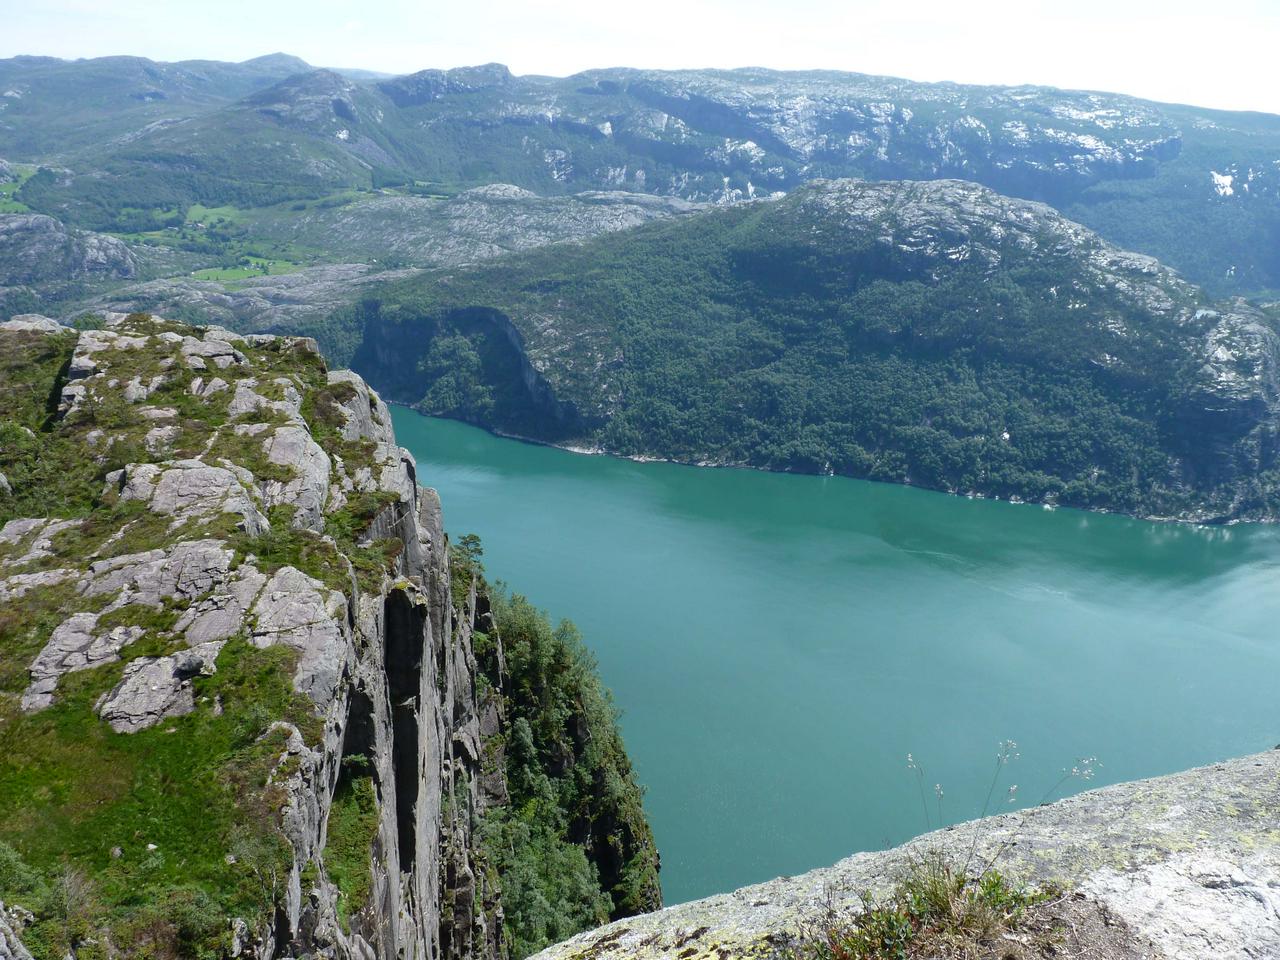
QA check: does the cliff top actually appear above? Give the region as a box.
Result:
[534,748,1280,960]
[0,311,430,957]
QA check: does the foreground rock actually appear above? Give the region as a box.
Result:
[535,749,1280,960]
[0,312,659,959]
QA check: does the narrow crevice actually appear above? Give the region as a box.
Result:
[384,589,426,872]
[340,685,378,783]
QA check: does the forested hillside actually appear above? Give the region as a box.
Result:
[347,179,1280,521]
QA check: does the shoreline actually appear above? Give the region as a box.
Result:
[385,402,1271,527]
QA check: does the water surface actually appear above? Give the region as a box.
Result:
[392,408,1280,906]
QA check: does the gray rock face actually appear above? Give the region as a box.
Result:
[96,640,226,733]
[0,902,34,960]
[0,517,79,566]
[109,460,270,535]
[81,540,237,609]
[249,566,348,707]
[261,424,332,530]
[0,314,67,333]
[0,213,137,286]
[174,565,267,644]
[329,369,395,445]
[534,750,1280,960]
[21,613,142,711]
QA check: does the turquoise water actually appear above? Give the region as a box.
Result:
[391,407,1280,906]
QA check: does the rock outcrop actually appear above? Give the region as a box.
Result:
[0,213,137,286]
[535,749,1280,960]
[0,312,659,959]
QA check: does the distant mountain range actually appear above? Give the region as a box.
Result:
[1,54,1279,295]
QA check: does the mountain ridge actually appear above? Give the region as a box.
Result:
[345,177,1280,522]
[5,55,1280,294]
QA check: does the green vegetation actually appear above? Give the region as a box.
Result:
[0,329,100,523]
[190,257,303,282]
[351,183,1280,520]
[0,639,318,960]
[323,755,380,932]
[0,165,35,213]
[467,556,661,958]
[794,855,1057,960]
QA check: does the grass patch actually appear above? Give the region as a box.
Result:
[231,507,351,596]
[0,582,91,694]
[0,165,35,212]
[0,330,101,523]
[794,854,1058,960]
[0,639,320,960]
[190,258,303,282]
[323,755,379,932]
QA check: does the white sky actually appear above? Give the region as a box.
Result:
[2,0,1278,114]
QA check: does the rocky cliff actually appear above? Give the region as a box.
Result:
[0,215,136,286]
[534,749,1280,960]
[0,312,658,959]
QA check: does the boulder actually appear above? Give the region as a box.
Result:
[250,566,348,708]
[0,314,66,334]
[109,461,269,536]
[261,425,331,530]
[96,640,226,733]
[21,613,143,711]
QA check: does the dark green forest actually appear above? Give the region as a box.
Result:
[347,184,1280,521]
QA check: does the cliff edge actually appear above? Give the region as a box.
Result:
[0,312,658,959]
[533,750,1280,960]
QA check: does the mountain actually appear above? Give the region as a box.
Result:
[0,184,697,360]
[0,213,136,289]
[0,208,187,318]
[0,53,312,157]
[0,313,659,958]
[346,178,1280,522]
[8,61,1280,294]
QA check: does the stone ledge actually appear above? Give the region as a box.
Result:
[533,749,1280,960]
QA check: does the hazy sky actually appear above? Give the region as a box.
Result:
[2,0,1277,114]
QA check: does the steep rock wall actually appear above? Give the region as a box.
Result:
[0,312,654,959]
